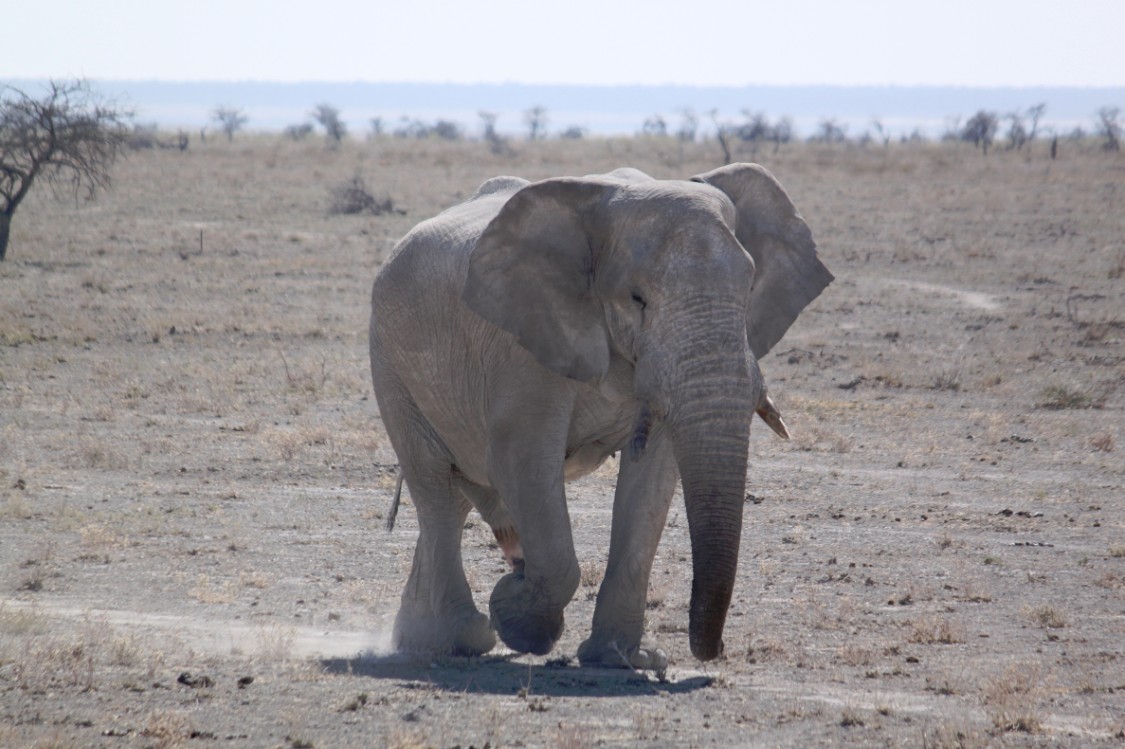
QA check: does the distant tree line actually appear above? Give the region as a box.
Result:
[211,98,1122,157]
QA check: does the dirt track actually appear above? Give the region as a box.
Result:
[1,137,1122,747]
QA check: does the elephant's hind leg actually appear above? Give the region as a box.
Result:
[393,486,495,657]
[372,347,495,656]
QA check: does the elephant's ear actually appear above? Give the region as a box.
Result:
[692,163,834,358]
[463,178,613,383]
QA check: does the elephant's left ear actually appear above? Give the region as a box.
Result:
[692,163,834,358]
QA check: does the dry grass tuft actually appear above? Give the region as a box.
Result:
[839,703,866,727]
[385,729,429,749]
[921,723,983,749]
[1090,432,1115,452]
[1025,604,1067,629]
[556,724,595,749]
[907,616,964,645]
[579,559,603,588]
[1037,383,1107,410]
[981,662,1046,733]
[254,622,297,661]
[1109,248,1125,280]
[141,710,191,749]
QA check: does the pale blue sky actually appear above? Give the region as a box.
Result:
[7,0,1123,87]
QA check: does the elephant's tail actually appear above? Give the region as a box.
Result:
[385,471,404,532]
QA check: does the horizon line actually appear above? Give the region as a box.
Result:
[5,77,1125,91]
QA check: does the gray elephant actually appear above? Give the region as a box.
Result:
[369,163,832,668]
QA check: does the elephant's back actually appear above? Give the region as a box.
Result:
[373,183,522,305]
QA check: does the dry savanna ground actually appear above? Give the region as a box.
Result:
[1,134,1123,748]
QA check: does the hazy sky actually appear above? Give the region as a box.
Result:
[7,0,1123,87]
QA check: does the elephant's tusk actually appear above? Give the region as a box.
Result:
[756,395,791,440]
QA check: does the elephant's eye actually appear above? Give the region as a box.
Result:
[630,291,647,309]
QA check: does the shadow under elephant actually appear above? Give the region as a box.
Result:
[320,652,716,697]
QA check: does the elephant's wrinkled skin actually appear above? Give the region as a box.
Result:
[369,164,832,667]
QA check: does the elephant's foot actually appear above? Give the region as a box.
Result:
[393,605,496,657]
[451,611,496,656]
[488,571,565,655]
[577,636,668,674]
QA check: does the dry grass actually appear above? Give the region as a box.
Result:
[1025,604,1068,629]
[1090,432,1115,452]
[1037,383,1107,410]
[1,135,1122,747]
[141,710,191,749]
[907,616,965,645]
[981,662,1047,733]
[579,558,603,588]
[254,622,297,661]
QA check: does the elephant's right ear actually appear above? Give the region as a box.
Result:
[463,179,613,383]
[692,164,834,358]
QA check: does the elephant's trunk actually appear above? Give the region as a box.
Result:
[668,360,755,662]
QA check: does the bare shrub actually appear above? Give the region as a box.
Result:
[327,176,401,216]
[1037,383,1105,410]
[129,122,160,150]
[932,366,963,392]
[284,123,314,141]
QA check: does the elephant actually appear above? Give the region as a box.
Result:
[369,163,832,668]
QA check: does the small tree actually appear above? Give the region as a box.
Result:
[962,110,999,154]
[676,108,699,142]
[813,118,848,144]
[738,110,773,142]
[312,104,347,147]
[523,105,548,141]
[479,111,509,155]
[871,118,891,148]
[431,119,463,141]
[772,117,793,149]
[1004,110,1028,150]
[212,105,247,142]
[709,109,733,165]
[0,80,130,261]
[641,114,667,137]
[1095,106,1121,152]
[1026,103,1046,142]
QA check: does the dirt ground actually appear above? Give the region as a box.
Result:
[1,135,1122,748]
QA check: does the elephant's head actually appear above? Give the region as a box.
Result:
[462,164,832,660]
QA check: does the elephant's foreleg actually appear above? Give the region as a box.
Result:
[578,434,678,670]
[454,475,524,571]
[484,387,581,656]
